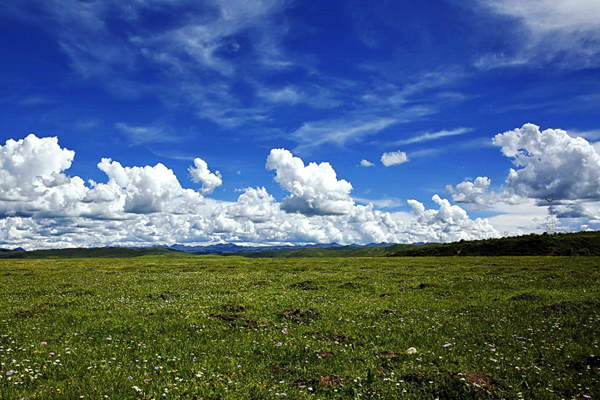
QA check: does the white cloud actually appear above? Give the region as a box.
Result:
[257,86,302,104]
[292,118,397,152]
[446,176,491,205]
[0,134,89,218]
[360,159,374,167]
[381,150,408,167]
[115,123,175,145]
[188,158,223,195]
[442,124,600,235]
[487,0,600,33]
[393,127,471,146]
[354,196,403,209]
[480,0,600,68]
[571,129,600,141]
[492,123,600,201]
[406,195,499,242]
[266,148,355,216]
[485,199,550,235]
[95,158,202,214]
[0,134,520,249]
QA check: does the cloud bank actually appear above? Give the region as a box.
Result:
[0,134,499,249]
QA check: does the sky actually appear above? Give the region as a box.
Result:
[1,0,600,249]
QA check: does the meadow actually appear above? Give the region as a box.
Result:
[0,255,598,399]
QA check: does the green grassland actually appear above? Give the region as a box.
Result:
[1,255,599,399]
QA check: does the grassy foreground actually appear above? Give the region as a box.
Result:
[0,255,599,399]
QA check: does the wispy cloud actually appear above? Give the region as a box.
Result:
[393,127,472,146]
[478,0,600,69]
[8,0,294,128]
[19,96,52,106]
[408,138,494,160]
[115,123,177,146]
[292,118,398,153]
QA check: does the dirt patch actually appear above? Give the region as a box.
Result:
[417,283,435,289]
[281,308,319,323]
[328,330,348,343]
[147,292,181,301]
[289,280,321,290]
[318,351,335,359]
[210,313,242,322]
[293,378,317,388]
[399,370,504,396]
[566,355,600,372]
[320,374,343,388]
[400,370,427,383]
[267,364,288,374]
[293,375,345,389]
[510,293,539,301]
[15,310,36,318]
[221,304,246,313]
[463,372,498,391]
[244,319,258,328]
[542,300,600,314]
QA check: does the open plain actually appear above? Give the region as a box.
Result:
[1,255,599,399]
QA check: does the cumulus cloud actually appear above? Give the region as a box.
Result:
[360,159,374,167]
[446,177,491,205]
[442,124,600,234]
[95,158,203,214]
[548,202,599,219]
[188,158,223,195]
[493,123,600,201]
[0,134,509,249]
[0,134,88,218]
[381,150,408,166]
[266,149,355,216]
[0,134,74,199]
[407,195,498,241]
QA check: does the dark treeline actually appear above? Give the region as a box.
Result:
[389,231,600,257]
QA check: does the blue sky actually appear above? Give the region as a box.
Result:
[1,0,600,248]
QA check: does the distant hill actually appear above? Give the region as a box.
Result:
[0,246,183,259]
[388,231,600,257]
[169,242,392,255]
[2,231,598,259]
[169,242,342,254]
[238,243,415,258]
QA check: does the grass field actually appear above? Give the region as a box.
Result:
[1,255,599,399]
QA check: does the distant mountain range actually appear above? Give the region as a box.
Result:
[168,242,394,255]
[1,231,599,258]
